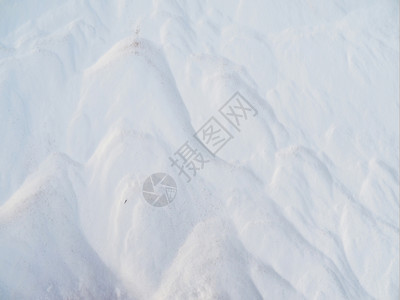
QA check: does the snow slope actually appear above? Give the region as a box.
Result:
[0,0,398,299]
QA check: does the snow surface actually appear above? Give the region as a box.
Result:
[0,0,399,299]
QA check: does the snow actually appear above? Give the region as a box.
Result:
[0,0,398,299]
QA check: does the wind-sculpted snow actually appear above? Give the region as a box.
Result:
[0,0,398,299]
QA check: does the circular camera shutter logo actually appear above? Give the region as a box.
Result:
[142,173,177,207]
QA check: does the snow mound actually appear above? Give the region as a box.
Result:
[0,0,398,299]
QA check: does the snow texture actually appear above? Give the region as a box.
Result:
[0,0,398,299]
